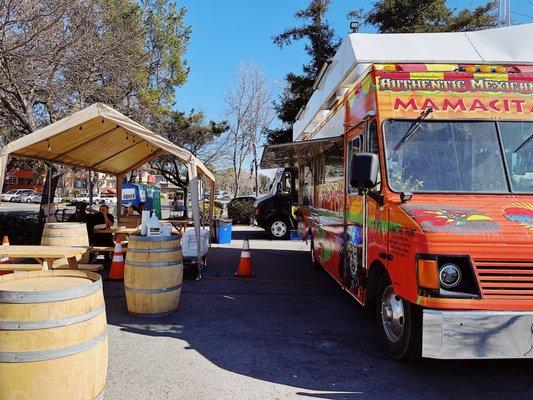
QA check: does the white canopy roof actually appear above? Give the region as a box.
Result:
[0,103,212,262]
[294,23,533,141]
[0,102,214,182]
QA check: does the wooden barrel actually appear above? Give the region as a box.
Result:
[41,222,90,267]
[0,270,108,400]
[124,235,183,317]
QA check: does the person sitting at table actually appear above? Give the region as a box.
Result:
[68,202,89,223]
[88,204,115,263]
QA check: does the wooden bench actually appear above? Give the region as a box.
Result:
[88,246,127,253]
[0,263,104,272]
[0,264,44,271]
[76,264,104,272]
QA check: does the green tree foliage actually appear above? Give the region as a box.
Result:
[267,0,339,144]
[0,0,191,143]
[267,0,498,145]
[151,109,228,189]
[364,0,498,33]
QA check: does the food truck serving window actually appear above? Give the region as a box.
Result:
[383,120,533,194]
[324,148,343,183]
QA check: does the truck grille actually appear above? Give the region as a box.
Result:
[474,260,533,299]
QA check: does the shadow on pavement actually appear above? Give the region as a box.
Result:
[104,228,533,400]
[231,226,268,241]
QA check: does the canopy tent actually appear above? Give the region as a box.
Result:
[0,102,214,263]
[260,135,342,169]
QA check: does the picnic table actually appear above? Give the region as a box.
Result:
[0,245,88,271]
[163,219,194,234]
[93,226,137,236]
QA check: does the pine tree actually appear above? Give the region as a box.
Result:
[267,0,498,145]
[266,0,339,144]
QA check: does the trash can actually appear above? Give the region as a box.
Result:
[216,219,232,244]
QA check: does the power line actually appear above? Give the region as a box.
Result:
[511,11,533,20]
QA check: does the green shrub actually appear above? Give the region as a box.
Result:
[227,200,254,225]
[199,202,222,225]
[62,196,74,204]
[0,212,42,245]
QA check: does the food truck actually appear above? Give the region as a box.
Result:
[253,167,299,239]
[260,25,533,359]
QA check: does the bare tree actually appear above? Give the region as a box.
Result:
[224,62,272,197]
[0,0,191,224]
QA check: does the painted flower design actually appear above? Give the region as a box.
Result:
[503,203,533,230]
[402,204,499,233]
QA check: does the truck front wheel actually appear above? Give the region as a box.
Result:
[267,216,290,240]
[376,275,421,360]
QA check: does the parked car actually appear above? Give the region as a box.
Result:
[1,189,35,202]
[27,192,62,204]
[73,194,99,204]
[13,190,37,202]
[99,195,117,204]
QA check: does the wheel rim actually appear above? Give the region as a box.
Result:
[271,221,287,237]
[380,285,405,344]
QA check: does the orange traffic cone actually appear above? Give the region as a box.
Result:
[235,238,255,277]
[1,236,11,275]
[109,237,125,280]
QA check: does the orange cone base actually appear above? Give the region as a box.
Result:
[234,259,255,277]
[235,270,255,278]
[109,262,124,280]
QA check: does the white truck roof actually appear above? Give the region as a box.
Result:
[293,23,533,141]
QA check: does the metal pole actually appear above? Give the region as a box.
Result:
[499,0,510,26]
[47,163,52,223]
[89,170,93,205]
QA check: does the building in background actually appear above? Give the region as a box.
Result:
[3,168,43,191]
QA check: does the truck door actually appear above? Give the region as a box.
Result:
[344,134,364,296]
[344,120,384,302]
[366,121,388,296]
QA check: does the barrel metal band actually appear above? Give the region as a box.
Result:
[125,260,182,268]
[0,305,105,330]
[0,330,107,363]
[125,284,182,294]
[127,247,181,254]
[130,235,181,242]
[0,278,102,304]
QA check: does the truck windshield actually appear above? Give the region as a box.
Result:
[383,120,533,193]
[269,170,283,195]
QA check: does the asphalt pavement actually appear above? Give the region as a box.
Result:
[101,226,533,400]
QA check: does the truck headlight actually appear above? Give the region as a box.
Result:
[439,263,462,289]
[416,254,479,298]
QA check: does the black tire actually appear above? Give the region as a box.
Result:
[26,198,32,203]
[267,216,290,240]
[10,198,15,202]
[375,274,421,360]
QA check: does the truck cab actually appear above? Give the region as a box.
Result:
[252,167,298,239]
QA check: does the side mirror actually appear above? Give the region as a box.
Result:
[350,153,379,190]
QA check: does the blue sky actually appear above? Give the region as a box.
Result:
[175,0,532,125]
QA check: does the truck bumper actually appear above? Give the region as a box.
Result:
[422,309,533,359]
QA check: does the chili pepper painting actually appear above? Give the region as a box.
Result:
[402,204,500,233]
[503,203,533,230]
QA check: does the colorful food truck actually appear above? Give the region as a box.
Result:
[261,25,533,359]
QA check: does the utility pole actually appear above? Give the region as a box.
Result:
[499,0,510,26]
